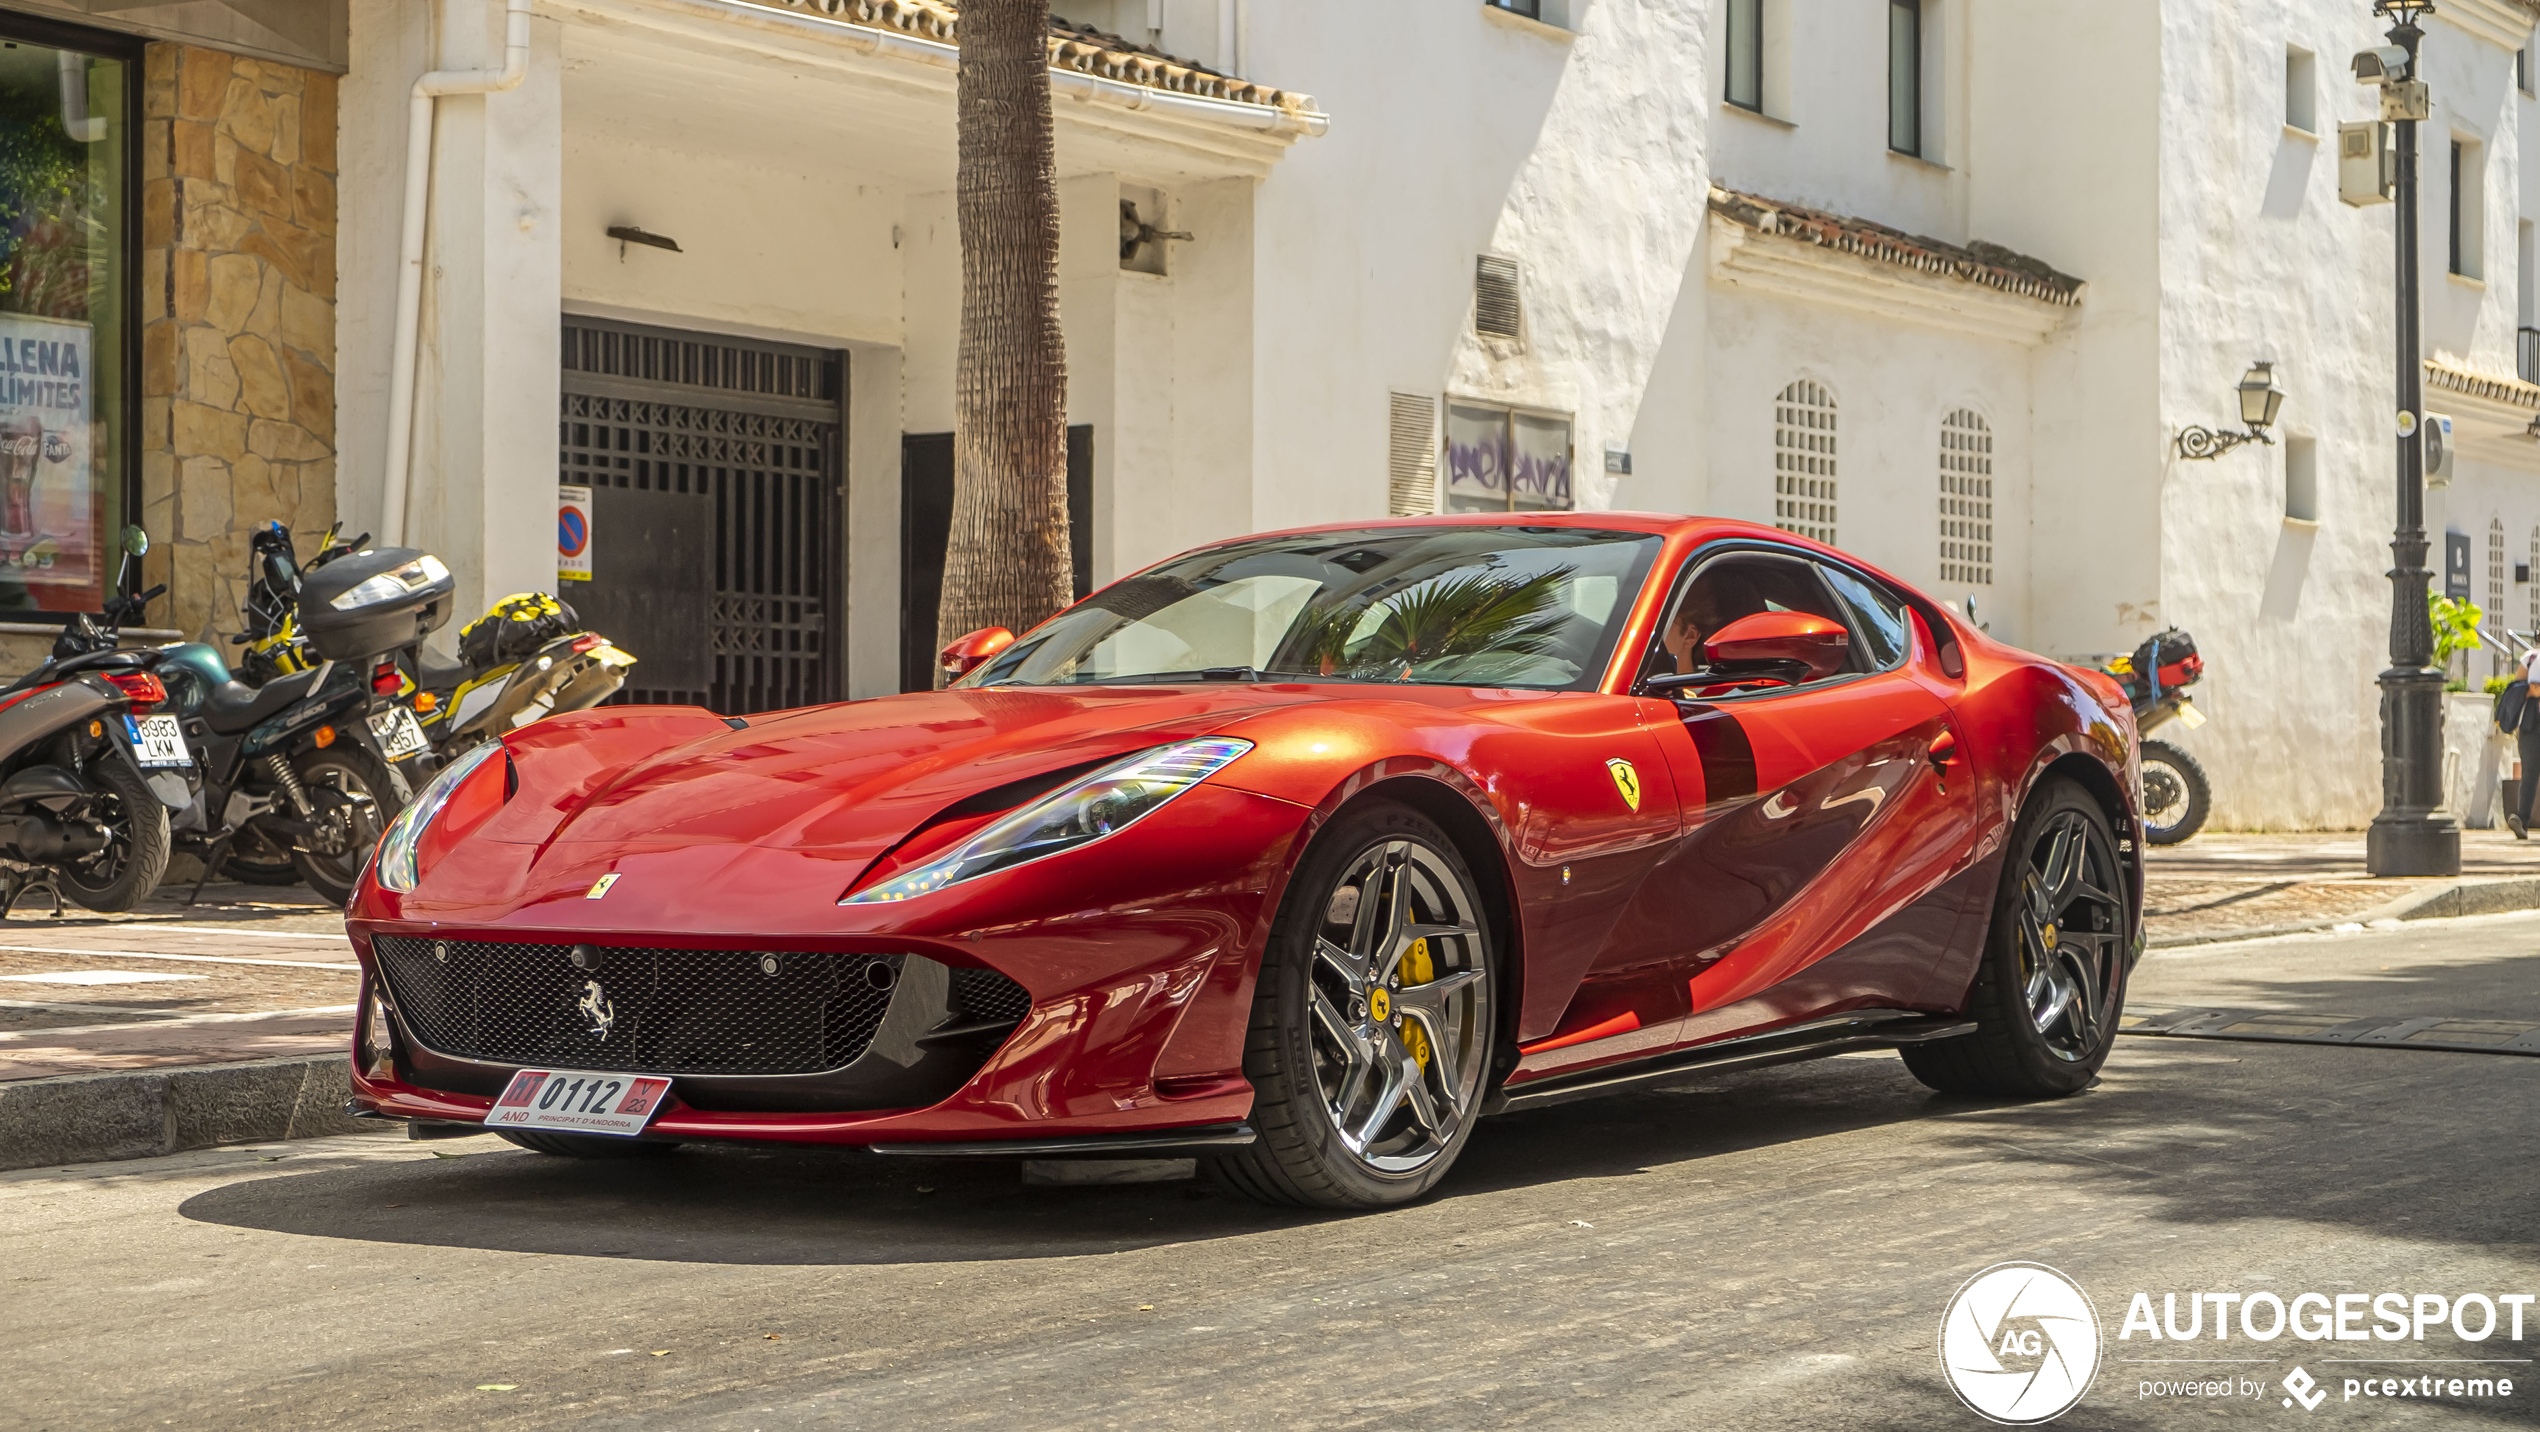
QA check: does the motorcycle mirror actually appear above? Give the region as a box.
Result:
[120,525,147,557]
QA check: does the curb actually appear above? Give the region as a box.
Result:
[2149,875,2540,949]
[0,1054,374,1172]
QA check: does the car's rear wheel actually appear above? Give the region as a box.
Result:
[1209,801,1495,1209]
[495,1129,679,1159]
[1903,777,2129,1097]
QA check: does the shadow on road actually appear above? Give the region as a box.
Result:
[173,1056,1956,1265]
[175,967,2540,1270]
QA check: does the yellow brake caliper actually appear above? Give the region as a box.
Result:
[1399,936,1435,1071]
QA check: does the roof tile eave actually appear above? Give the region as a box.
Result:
[2426,356,2540,411]
[1708,183,2085,308]
[737,0,1321,116]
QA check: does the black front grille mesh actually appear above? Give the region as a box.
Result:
[374,937,899,1076]
[950,966,1034,1028]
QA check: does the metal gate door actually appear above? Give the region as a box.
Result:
[559,317,844,715]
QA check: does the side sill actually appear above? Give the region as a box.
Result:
[1486,1011,1975,1115]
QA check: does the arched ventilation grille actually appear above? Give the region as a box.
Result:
[1774,379,1837,545]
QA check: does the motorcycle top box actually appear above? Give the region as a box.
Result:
[298,548,454,662]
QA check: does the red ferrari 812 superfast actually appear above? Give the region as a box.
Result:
[345,514,2142,1208]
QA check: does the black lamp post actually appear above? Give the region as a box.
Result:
[2362,0,2461,876]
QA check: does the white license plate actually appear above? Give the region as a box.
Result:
[369,706,430,761]
[486,1068,671,1138]
[125,714,188,768]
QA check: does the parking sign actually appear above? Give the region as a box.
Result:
[558,484,592,582]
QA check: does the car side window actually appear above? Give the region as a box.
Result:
[1815,563,1912,671]
[1645,551,1865,691]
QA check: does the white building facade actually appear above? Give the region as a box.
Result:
[36,0,2534,831]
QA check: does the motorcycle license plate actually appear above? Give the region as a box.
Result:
[486,1069,671,1138]
[124,714,189,768]
[369,706,430,762]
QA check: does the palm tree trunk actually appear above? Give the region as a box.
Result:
[938,0,1071,678]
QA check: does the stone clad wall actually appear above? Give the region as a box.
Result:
[139,43,338,642]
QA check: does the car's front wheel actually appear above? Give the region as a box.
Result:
[1903,777,2130,1097]
[1209,801,1496,1209]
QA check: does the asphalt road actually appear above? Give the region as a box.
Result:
[9,915,2540,1430]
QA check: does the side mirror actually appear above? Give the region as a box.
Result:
[938,626,1015,684]
[120,525,147,557]
[1704,611,1851,683]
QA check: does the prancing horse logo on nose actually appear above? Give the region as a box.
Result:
[577,979,614,1041]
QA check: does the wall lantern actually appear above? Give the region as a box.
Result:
[2177,361,2285,459]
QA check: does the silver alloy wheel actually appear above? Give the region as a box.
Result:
[2015,810,2125,1062]
[1307,838,1490,1174]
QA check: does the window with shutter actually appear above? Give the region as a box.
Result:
[1774,379,1837,546]
[1474,255,1523,339]
[1387,393,1439,516]
[2492,518,2508,677]
[1938,409,1992,586]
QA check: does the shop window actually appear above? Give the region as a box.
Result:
[0,20,135,616]
[1445,400,1572,512]
[1774,378,1837,545]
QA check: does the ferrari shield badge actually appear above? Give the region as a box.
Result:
[1606,758,1642,812]
[585,873,620,900]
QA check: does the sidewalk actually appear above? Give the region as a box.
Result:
[2143,828,2540,945]
[0,881,355,1085]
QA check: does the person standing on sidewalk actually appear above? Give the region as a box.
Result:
[2511,646,2540,839]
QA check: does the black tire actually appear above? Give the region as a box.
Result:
[495,1129,679,1159]
[1903,777,2130,1098]
[55,756,172,913]
[287,746,403,907]
[2138,739,2210,846]
[1206,800,1497,1210]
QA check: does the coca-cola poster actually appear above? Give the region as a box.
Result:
[0,313,95,607]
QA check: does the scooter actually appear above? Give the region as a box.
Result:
[0,527,196,912]
[2105,628,2209,845]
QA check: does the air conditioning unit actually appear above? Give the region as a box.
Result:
[2425,411,2455,487]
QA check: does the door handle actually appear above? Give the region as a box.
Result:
[1927,729,1959,770]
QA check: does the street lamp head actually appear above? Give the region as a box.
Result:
[2238,361,2286,431]
[2373,0,2435,28]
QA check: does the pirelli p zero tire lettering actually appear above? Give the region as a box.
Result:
[1209,800,1496,1210]
[1903,776,2129,1098]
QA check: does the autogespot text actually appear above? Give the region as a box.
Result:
[2122,1289,2528,1407]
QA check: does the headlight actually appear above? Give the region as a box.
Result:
[372,740,504,893]
[330,555,450,610]
[841,737,1252,905]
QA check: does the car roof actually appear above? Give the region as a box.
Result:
[1223,511,1778,544]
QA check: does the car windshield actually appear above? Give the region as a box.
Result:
[957,526,1664,691]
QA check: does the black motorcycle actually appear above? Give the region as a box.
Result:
[235,521,633,759]
[0,527,197,913]
[137,544,456,906]
[2106,628,2209,845]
